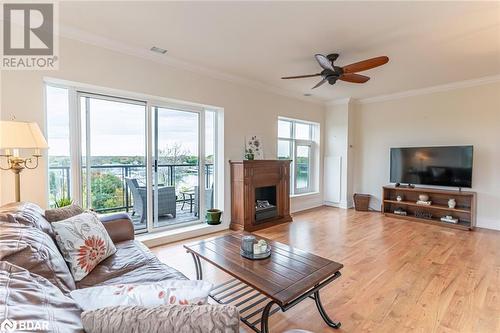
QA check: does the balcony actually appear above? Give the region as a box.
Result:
[49,163,214,232]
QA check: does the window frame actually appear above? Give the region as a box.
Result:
[45,79,222,235]
[277,117,318,195]
[294,140,313,194]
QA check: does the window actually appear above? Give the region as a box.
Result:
[46,82,221,234]
[277,118,318,194]
[47,86,71,205]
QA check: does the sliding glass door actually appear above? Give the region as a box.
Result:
[79,93,148,231]
[152,106,200,228]
[46,83,218,234]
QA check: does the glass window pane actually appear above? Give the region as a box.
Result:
[278,120,292,138]
[47,86,70,207]
[81,95,147,231]
[155,107,199,228]
[296,145,310,189]
[205,110,215,210]
[295,123,311,140]
[278,140,291,160]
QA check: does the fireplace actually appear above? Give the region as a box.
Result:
[255,186,278,223]
[229,160,292,231]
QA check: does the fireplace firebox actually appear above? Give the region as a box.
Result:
[255,186,278,223]
[230,160,292,231]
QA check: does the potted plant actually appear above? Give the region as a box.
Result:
[245,148,255,160]
[206,209,222,225]
[55,197,73,208]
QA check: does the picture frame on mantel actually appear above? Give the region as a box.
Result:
[246,135,264,159]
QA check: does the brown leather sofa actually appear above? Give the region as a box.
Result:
[0,202,188,332]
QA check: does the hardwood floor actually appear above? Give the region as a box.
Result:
[151,206,500,333]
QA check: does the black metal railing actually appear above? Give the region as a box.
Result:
[48,163,213,213]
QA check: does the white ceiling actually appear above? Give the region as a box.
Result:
[59,1,500,102]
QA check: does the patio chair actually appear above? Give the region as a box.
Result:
[125,178,177,225]
[194,185,214,217]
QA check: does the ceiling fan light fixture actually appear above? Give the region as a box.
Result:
[281,53,389,89]
[150,46,167,54]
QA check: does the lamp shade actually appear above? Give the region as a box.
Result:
[0,121,48,149]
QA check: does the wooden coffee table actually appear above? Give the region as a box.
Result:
[184,233,343,333]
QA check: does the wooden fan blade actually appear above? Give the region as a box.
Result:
[281,73,321,79]
[339,73,370,83]
[315,54,334,71]
[312,78,327,89]
[342,56,389,74]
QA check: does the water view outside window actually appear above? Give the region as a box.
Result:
[296,145,311,189]
[79,94,148,229]
[46,85,218,233]
[47,85,70,206]
[153,107,199,228]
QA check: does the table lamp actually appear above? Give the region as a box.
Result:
[0,121,49,202]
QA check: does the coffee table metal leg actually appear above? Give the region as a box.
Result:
[260,301,276,333]
[313,290,341,329]
[190,253,203,280]
[195,250,341,333]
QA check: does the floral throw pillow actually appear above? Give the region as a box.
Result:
[52,211,116,281]
[70,280,214,311]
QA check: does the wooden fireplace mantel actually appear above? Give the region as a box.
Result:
[229,160,292,231]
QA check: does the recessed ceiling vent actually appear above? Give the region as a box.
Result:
[150,46,167,54]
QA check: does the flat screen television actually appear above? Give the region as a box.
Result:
[390,146,473,188]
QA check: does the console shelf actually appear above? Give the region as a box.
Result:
[382,185,477,230]
[383,200,471,214]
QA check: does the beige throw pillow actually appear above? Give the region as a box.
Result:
[45,204,84,222]
[52,211,116,281]
[70,280,213,311]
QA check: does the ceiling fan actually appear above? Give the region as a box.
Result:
[281,54,389,89]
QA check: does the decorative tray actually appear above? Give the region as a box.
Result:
[240,246,272,260]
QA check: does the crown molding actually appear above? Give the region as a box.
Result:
[325,97,353,107]
[358,75,500,104]
[325,74,500,106]
[57,24,324,105]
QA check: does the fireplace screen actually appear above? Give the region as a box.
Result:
[255,186,278,222]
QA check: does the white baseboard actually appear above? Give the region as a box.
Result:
[291,193,323,213]
[476,218,500,231]
[139,223,228,248]
[324,201,353,209]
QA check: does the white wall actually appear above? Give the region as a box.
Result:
[0,37,325,223]
[352,81,500,230]
[324,100,355,208]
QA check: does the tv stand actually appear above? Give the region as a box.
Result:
[382,185,476,230]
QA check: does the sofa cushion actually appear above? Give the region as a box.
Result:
[0,261,83,333]
[44,204,84,222]
[77,240,187,289]
[81,305,239,333]
[52,212,117,281]
[0,202,55,237]
[0,222,76,293]
[70,280,213,311]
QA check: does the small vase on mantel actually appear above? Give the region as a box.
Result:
[448,198,456,209]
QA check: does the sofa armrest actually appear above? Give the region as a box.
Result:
[82,304,239,333]
[99,213,135,243]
